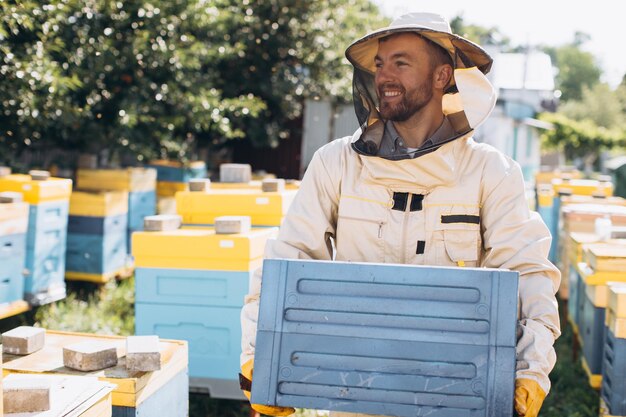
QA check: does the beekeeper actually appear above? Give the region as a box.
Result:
[240,12,560,417]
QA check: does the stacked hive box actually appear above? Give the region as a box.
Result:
[2,330,188,417]
[0,174,72,305]
[602,284,626,416]
[132,225,278,398]
[65,191,129,283]
[548,178,614,264]
[76,168,157,253]
[252,259,519,416]
[147,160,206,214]
[559,203,626,300]
[176,188,297,227]
[575,243,626,389]
[0,199,29,316]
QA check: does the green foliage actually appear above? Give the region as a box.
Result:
[449,14,510,48]
[559,83,626,129]
[543,41,602,102]
[538,112,626,164]
[0,0,387,163]
[34,277,135,335]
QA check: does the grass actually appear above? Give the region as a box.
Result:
[0,279,601,417]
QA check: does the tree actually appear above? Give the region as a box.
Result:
[559,83,625,129]
[449,15,510,49]
[543,35,602,102]
[0,0,388,167]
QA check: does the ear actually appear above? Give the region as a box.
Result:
[433,64,453,90]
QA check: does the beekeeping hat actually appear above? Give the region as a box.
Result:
[345,12,497,159]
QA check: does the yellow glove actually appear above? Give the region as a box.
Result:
[240,359,295,417]
[514,378,546,417]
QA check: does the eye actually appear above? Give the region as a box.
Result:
[396,61,408,67]
[374,61,383,69]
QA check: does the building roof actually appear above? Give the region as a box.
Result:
[489,52,555,91]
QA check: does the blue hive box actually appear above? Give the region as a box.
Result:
[251,259,519,417]
[0,233,27,304]
[580,290,606,375]
[147,163,207,183]
[66,231,127,275]
[128,190,157,231]
[134,267,252,399]
[568,265,581,329]
[68,213,127,235]
[24,200,68,304]
[601,328,626,415]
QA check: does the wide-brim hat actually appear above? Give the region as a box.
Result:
[346,12,493,79]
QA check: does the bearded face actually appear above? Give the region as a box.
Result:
[377,75,434,121]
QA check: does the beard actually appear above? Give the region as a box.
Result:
[377,77,434,122]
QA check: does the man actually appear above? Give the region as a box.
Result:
[241,12,560,417]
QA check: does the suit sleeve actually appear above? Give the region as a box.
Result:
[480,157,561,394]
[240,148,340,365]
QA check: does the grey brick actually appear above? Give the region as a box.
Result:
[126,335,161,372]
[214,216,251,234]
[3,377,51,413]
[143,214,182,231]
[63,341,118,371]
[28,170,50,181]
[189,179,211,192]
[261,179,285,193]
[0,191,24,203]
[2,326,46,355]
[219,164,251,183]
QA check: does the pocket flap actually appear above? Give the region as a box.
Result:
[443,230,479,262]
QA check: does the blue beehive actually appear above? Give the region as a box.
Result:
[251,259,519,417]
[602,329,626,415]
[146,163,207,183]
[0,233,27,304]
[68,213,127,235]
[568,265,581,330]
[66,231,127,275]
[24,200,69,304]
[134,267,251,399]
[579,290,606,376]
[128,191,157,231]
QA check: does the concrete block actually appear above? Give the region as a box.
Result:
[78,154,98,169]
[63,341,118,371]
[126,335,161,372]
[28,170,51,181]
[189,179,211,192]
[143,214,182,232]
[214,216,251,234]
[219,164,251,183]
[2,377,51,413]
[261,179,285,193]
[0,166,11,177]
[0,191,23,203]
[2,326,46,355]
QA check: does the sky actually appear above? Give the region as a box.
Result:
[371,0,625,88]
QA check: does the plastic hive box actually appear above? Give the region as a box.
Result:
[69,190,128,217]
[0,233,26,304]
[26,200,69,242]
[131,227,278,271]
[568,265,582,331]
[76,168,156,192]
[146,160,207,183]
[127,190,157,231]
[134,267,252,308]
[68,213,128,235]
[175,189,297,226]
[601,336,626,416]
[251,259,519,417]
[0,201,29,236]
[579,289,606,376]
[0,174,72,204]
[66,231,127,275]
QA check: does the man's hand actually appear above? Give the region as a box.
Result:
[240,359,295,417]
[514,378,546,417]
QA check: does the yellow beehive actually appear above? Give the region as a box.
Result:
[0,174,72,204]
[156,181,187,197]
[76,168,156,192]
[132,227,278,271]
[70,190,129,217]
[2,330,187,409]
[210,181,263,190]
[609,284,626,319]
[606,308,626,338]
[583,242,626,273]
[576,261,626,287]
[176,189,297,226]
[535,169,581,185]
[148,159,206,169]
[552,178,613,197]
[0,201,29,236]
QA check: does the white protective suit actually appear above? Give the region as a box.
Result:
[241,12,561,416]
